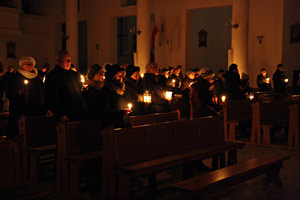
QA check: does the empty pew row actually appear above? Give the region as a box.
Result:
[101,116,245,200]
[169,154,290,199]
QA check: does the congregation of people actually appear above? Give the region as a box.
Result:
[1,51,300,140]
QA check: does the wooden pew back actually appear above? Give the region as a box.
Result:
[129,110,180,127]
[56,120,102,157]
[224,100,252,121]
[18,115,58,149]
[107,116,223,167]
[259,101,289,125]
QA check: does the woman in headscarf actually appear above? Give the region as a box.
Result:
[6,56,46,139]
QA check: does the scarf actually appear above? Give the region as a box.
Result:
[18,67,38,79]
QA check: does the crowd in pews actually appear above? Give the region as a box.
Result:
[1,50,300,140]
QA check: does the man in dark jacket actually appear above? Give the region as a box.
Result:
[141,62,169,113]
[224,64,243,100]
[99,64,130,128]
[273,64,288,94]
[257,68,272,92]
[45,51,88,121]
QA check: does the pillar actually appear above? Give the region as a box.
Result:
[65,0,78,67]
[137,0,151,73]
[231,0,249,74]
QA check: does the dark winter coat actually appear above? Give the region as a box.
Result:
[124,77,144,115]
[257,74,271,92]
[224,71,243,100]
[191,78,217,118]
[45,65,88,121]
[99,84,129,128]
[6,72,46,139]
[84,80,104,120]
[273,70,287,94]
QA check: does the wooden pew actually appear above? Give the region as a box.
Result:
[251,101,289,145]
[101,116,245,200]
[169,154,290,199]
[129,110,180,127]
[223,100,252,140]
[56,120,102,196]
[288,102,300,148]
[18,115,58,183]
[0,137,23,190]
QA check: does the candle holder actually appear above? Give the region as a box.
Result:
[143,90,151,103]
[165,91,173,101]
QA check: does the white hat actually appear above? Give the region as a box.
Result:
[19,56,36,67]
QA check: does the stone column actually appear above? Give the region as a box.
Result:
[65,0,78,67]
[231,0,249,74]
[137,0,151,73]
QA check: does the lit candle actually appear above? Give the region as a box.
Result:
[128,103,132,110]
[284,78,288,83]
[24,80,28,85]
[172,79,175,84]
[266,77,270,83]
[221,95,226,103]
[165,91,173,101]
[80,75,85,83]
[143,90,151,103]
[24,80,29,102]
[43,76,46,83]
[249,92,254,100]
[141,73,144,78]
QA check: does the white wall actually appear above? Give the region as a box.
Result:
[248,0,284,87]
[282,0,300,81]
[186,6,232,73]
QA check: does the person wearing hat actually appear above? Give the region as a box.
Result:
[84,64,106,120]
[159,68,171,90]
[124,65,144,115]
[169,65,183,93]
[45,50,88,122]
[6,56,46,139]
[99,64,130,128]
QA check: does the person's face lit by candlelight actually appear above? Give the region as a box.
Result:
[58,51,72,70]
[93,70,105,82]
[21,61,34,72]
[113,71,125,82]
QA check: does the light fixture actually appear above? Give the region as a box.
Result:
[257,35,264,44]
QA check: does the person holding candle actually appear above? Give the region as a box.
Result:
[124,65,144,115]
[273,64,288,94]
[141,62,170,113]
[6,56,46,139]
[45,51,88,122]
[257,68,272,92]
[99,64,130,128]
[224,64,243,100]
[169,65,182,94]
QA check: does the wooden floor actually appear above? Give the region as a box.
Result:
[1,142,299,200]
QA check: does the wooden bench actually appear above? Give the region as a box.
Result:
[223,100,252,140]
[251,101,289,145]
[129,110,180,127]
[169,154,290,199]
[288,102,300,148]
[18,115,58,183]
[0,136,23,190]
[101,116,245,200]
[56,120,102,196]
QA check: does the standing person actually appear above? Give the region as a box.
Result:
[191,68,218,118]
[124,65,144,115]
[224,64,243,100]
[4,66,15,80]
[213,69,227,100]
[159,68,171,90]
[292,70,300,95]
[0,62,5,112]
[180,69,195,118]
[257,68,271,92]
[6,56,46,139]
[273,64,288,94]
[169,65,182,94]
[141,62,170,113]
[85,64,105,120]
[99,64,130,128]
[45,50,88,121]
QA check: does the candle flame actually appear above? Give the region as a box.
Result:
[128,103,132,110]
[24,80,28,85]
[285,78,288,83]
[221,95,226,103]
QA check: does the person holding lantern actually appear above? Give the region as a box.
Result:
[6,56,46,139]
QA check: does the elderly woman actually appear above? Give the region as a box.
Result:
[85,64,105,119]
[6,56,46,139]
